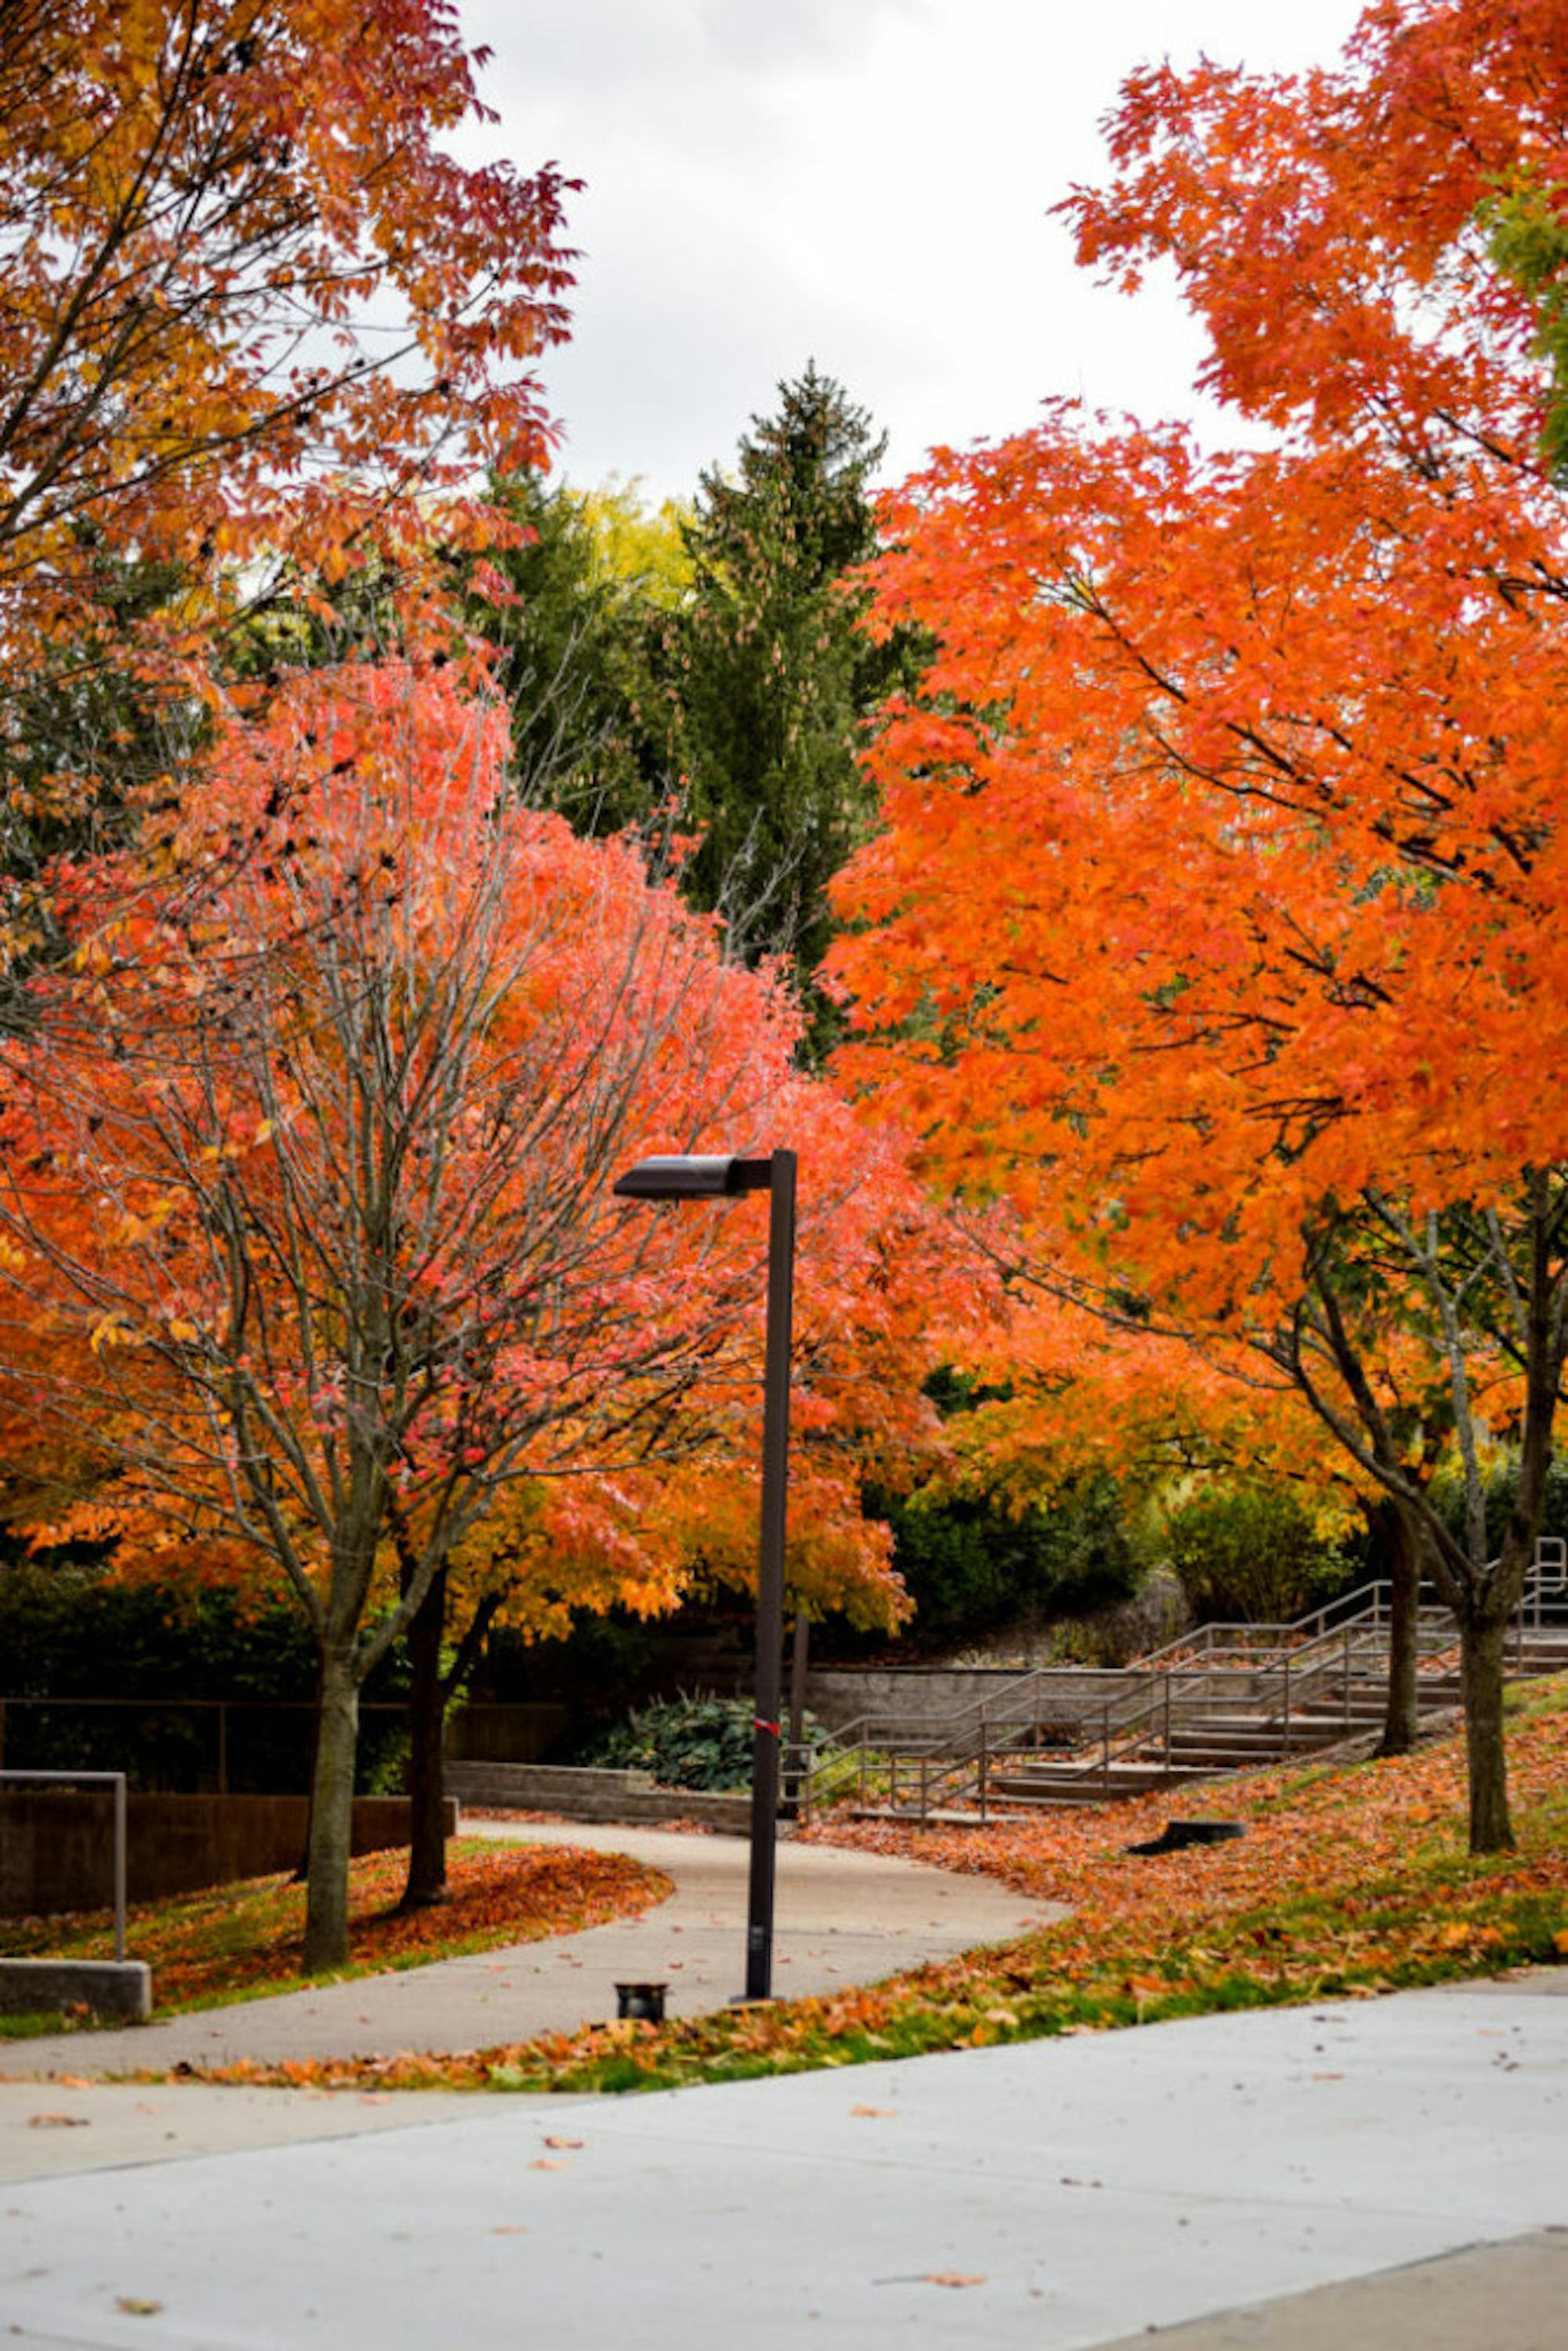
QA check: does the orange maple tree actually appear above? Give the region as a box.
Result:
[829,0,1568,1850]
[0,1,574,733]
[0,659,960,1963]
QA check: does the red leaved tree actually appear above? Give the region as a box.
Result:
[0,662,947,1962]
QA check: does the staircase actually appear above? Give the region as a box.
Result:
[799,1541,1568,1825]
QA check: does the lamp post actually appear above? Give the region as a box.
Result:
[612,1148,796,2001]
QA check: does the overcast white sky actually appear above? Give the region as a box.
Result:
[458,0,1368,503]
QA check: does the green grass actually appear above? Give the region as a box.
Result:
[321,1676,1568,2098]
[0,1835,669,2037]
[0,2011,71,2039]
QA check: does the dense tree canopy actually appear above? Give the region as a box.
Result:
[831,0,1568,1846]
[464,470,690,835]
[677,365,913,1029]
[0,0,574,785]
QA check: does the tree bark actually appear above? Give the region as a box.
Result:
[291,1655,325,1883]
[400,1566,449,1912]
[303,1646,361,1971]
[1457,1608,1514,1852]
[1377,1500,1422,1758]
[783,1609,811,1812]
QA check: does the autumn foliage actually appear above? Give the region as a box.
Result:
[0,658,965,1962]
[0,661,955,1632]
[0,1836,670,2017]
[0,0,575,702]
[828,0,1568,1848]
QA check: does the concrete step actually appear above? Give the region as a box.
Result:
[1160,1734,1334,1754]
[989,1762,1218,1800]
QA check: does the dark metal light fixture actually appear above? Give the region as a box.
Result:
[613,1147,797,2001]
[612,1155,771,1200]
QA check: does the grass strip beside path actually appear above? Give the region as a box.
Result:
[142,1675,1568,2094]
[0,1838,670,2032]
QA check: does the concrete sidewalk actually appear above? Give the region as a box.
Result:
[1,1973,1563,2349]
[0,1819,1058,2078]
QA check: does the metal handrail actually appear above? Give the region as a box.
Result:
[1134,1544,1568,1670]
[798,1544,1568,1819]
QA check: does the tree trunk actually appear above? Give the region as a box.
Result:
[783,1609,811,1812]
[1458,1609,1514,1853]
[1377,1501,1421,1758]
[291,1653,325,1883]
[400,1566,449,1912]
[303,1647,361,1972]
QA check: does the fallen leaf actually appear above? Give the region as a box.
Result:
[528,2159,567,2171]
[114,2299,164,2317]
[542,2135,583,2149]
[851,2104,898,2117]
[924,2273,987,2288]
[28,2113,89,2129]
[490,2226,528,2236]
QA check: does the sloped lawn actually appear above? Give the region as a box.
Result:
[154,1677,1568,2092]
[0,1837,670,2032]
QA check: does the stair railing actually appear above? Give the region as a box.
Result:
[799,1538,1566,1819]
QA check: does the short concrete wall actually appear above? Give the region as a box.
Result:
[0,1793,457,1917]
[0,1957,151,2021]
[804,1665,1136,1733]
[447,1761,749,1833]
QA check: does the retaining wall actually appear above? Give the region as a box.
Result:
[0,1957,151,2020]
[803,1665,1136,1732]
[447,1761,749,1833]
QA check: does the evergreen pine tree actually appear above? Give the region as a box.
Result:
[677,365,911,1043]
[467,471,688,834]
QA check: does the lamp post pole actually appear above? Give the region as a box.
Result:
[746,1146,795,2000]
[612,1148,797,2003]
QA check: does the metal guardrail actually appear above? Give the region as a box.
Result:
[799,1544,1568,1823]
[0,1696,408,1794]
[2,1769,128,1960]
[1136,1538,1568,1669]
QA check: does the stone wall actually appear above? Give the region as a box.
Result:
[447,1761,749,1833]
[803,1664,1136,1734]
[0,1792,456,1917]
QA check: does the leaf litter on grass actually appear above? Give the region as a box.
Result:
[0,1838,670,2022]
[73,1684,1568,2096]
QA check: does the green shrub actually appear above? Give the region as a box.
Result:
[0,1552,408,1793]
[869,1469,1142,1653]
[1428,1449,1568,1560]
[1044,1567,1190,1666]
[1163,1483,1355,1625]
[575,1692,819,1792]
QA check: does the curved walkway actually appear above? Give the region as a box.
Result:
[1,1818,1062,2079]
